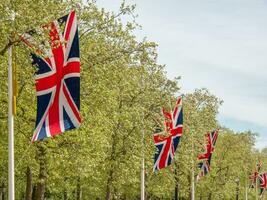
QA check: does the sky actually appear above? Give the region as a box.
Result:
[95,0,267,149]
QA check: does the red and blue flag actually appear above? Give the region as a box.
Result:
[259,173,267,197]
[153,97,183,171]
[198,129,218,160]
[249,163,262,189]
[197,129,219,180]
[22,11,81,142]
[197,159,211,181]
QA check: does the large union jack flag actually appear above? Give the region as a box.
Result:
[259,173,267,197]
[197,129,219,180]
[22,11,81,142]
[153,97,183,171]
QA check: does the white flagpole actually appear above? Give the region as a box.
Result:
[8,44,15,200]
[140,80,145,200]
[140,56,145,200]
[191,134,195,200]
[246,165,250,200]
[256,177,258,200]
[245,179,248,200]
[191,162,195,200]
[192,171,195,200]
[141,135,145,200]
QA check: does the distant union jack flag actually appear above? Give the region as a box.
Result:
[198,130,218,160]
[197,159,211,181]
[153,97,183,171]
[259,173,267,197]
[23,11,81,142]
[249,163,262,188]
[197,129,219,180]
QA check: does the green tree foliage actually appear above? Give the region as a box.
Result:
[0,0,265,199]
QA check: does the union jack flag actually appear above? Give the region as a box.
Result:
[197,159,211,181]
[198,130,219,160]
[249,163,262,189]
[22,11,81,142]
[259,173,267,197]
[153,97,183,171]
[197,129,219,180]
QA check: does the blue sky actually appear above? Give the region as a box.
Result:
[95,0,267,149]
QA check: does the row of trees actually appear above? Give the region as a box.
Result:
[0,0,266,199]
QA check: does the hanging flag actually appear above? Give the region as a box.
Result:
[249,163,262,189]
[153,97,183,171]
[197,129,219,180]
[198,130,218,160]
[197,159,211,181]
[259,173,267,197]
[22,11,81,142]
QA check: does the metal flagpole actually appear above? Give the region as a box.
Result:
[140,56,145,200]
[191,136,195,200]
[140,96,145,200]
[256,178,258,200]
[256,175,258,200]
[141,128,145,200]
[247,166,250,200]
[8,44,15,200]
[191,169,195,200]
[245,178,248,200]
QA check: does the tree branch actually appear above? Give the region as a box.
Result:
[0,39,21,56]
[80,10,124,39]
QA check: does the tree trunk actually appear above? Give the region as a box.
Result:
[106,169,114,200]
[32,185,37,200]
[63,189,67,200]
[35,144,47,200]
[208,193,212,200]
[0,184,2,200]
[25,166,33,200]
[36,167,46,200]
[36,173,46,200]
[106,129,118,200]
[175,183,179,200]
[76,177,82,200]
